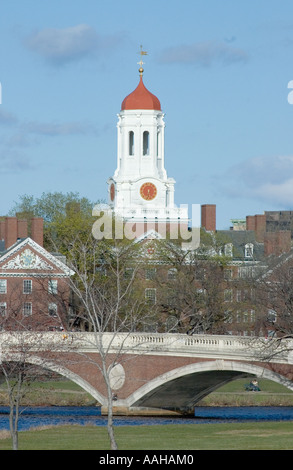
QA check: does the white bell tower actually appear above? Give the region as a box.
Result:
[107,50,188,236]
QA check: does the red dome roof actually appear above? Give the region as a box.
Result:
[121,76,161,111]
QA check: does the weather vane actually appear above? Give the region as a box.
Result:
[137,45,148,76]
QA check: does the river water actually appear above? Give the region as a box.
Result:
[1,406,293,431]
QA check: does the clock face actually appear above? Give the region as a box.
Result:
[140,182,157,201]
[110,183,115,201]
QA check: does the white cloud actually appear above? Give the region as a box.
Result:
[160,41,248,67]
[0,109,18,125]
[219,155,293,207]
[23,120,98,136]
[24,24,111,65]
[0,148,33,173]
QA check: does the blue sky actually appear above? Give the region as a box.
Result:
[1,0,293,229]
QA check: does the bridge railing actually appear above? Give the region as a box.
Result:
[0,331,290,363]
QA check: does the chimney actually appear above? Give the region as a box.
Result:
[0,220,5,240]
[5,217,18,249]
[246,214,266,242]
[246,216,256,231]
[264,231,291,256]
[201,204,216,232]
[17,219,28,239]
[254,214,266,242]
[31,218,43,247]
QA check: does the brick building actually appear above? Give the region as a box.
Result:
[0,217,74,331]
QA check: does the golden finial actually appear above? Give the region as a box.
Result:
[137,45,148,76]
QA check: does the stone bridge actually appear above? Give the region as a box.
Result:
[1,332,293,414]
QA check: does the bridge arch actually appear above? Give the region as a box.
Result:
[0,352,107,406]
[124,360,293,410]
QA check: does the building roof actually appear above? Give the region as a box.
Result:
[218,230,265,261]
[0,237,74,277]
[121,76,161,111]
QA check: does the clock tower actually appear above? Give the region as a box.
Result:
[107,52,188,238]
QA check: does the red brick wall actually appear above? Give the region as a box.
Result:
[201,204,216,232]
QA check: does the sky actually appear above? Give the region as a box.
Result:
[1,0,293,229]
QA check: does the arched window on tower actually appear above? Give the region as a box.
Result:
[143,131,149,155]
[157,131,159,157]
[129,131,134,156]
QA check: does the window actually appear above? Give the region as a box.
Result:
[236,290,241,302]
[145,288,156,304]
[244,243,254,258]
[224,289,233,302]
[145,268,156,280]
[224,243,233,257]
[239,266,255,278]
[0,280,7,294]
[124,268,134,279]
[129,131,134,155]
[167,268,177,280]
[143,131,149,155]
[48,303,58,317]
[48,280,58,295]
[0,302,6,316]
[224,310,233,323]
[224,269,232,280]
[23,302,32,316]
[157,131,159,157]
[267,309,277,323]
[23,279,32,294]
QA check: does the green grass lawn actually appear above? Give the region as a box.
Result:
[1,422,293,450]
[199,377,293,406]
[1,376,292,407]
[1,376,293,450]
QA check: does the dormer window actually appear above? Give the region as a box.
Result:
[245,243,254,258]
[224,243,233,257]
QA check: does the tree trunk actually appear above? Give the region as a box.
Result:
[106,380,118,450]
[9,406,19,450]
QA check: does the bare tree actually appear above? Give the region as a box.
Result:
[255,255,293,338]
[0,332,59,450]
[0,273,72,450]
[154,239,232,334]
[65,235,153,450]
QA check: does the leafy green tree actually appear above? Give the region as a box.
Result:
[9,191,100,254]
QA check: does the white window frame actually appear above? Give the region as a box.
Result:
[167,268,177,280]
[244,243,254,258]
[48,280,58,295]
[145,288,156,304]
[23,302,32,316]
[0,302,7,316]
[48,302,58,317]
[224,243,233,257]
[0,280,7,294]
[23,279,32,294]
[145,268,156,280]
